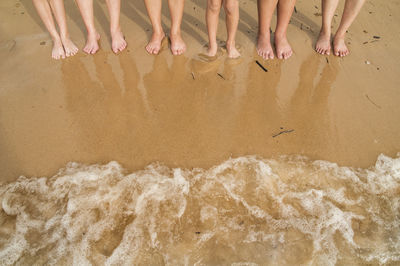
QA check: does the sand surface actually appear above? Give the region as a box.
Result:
[1,1,400,265]
[1,0,400,181]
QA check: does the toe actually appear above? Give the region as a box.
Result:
[283,52,288,60]
[269,52,274,60]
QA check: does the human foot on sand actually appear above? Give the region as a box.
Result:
[83,32,100,54]
[333,35,349,57]
[206,41,218,57]
[170,33,186,55]
[315,31,331,55]
[226,41,240,59]
[111,30,127,54]
[52,38,66,60]
[61,37,79,57]
[257,34,274,60]
[275,34,293,60]
[145,32,165,55]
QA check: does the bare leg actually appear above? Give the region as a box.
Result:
[333,0,365,57]
[49,0,79,57]
[206,0,221,56]
[224,0,240,58]
[168,0,186,55]
[75,0,100,54]
[32,0,65,59]
[257,0,277,60]
[316,0,339,55]
[144,0,165,54]
[105,0,127,53]
[275,0,296,59]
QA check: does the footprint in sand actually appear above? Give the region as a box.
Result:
[0,40,17,52]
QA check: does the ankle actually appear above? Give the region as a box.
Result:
[110,26,122,36]
[226,39,236,48]
[52,36,62,44]
[258,30,270,39]
[87,28,99,37]
[208,40,218,48]
[274,31,287,40]
[170,29,181,38]
[334,31,346,40]
[59,32,70,41]
[152,29,165,37]
[320,30,331,38]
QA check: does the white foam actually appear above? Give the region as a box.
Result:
[0,154,399,265]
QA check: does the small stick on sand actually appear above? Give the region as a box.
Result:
[272,129,294,138]
[365,94,382,109]
[217,73,225,80]
[256,60,268,72]
[191,72,195,80]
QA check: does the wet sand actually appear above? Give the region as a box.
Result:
[1,0,400,181]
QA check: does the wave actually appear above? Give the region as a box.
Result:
[0,154,399,265]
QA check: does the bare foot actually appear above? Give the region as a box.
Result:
[275,34,293,60]
[226,42,240,59]
[257,34,274,60]
[333,35,349,57]
[61,37,79,57]
[111,30,127,54]
[145,31,165,55]
[206,41,218,57]
[83,32,100,54]
[52,38,66,60]
[315,31,331,55]
[170,33,186,56]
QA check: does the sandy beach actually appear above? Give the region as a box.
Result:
[0,0,400,264]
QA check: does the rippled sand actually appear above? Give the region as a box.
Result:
[1,0,400,264]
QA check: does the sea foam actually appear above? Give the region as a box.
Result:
[0,154,399,265]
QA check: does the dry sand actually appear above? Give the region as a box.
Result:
[1,0,400,181]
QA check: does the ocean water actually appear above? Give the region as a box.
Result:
[0,154,399,265]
